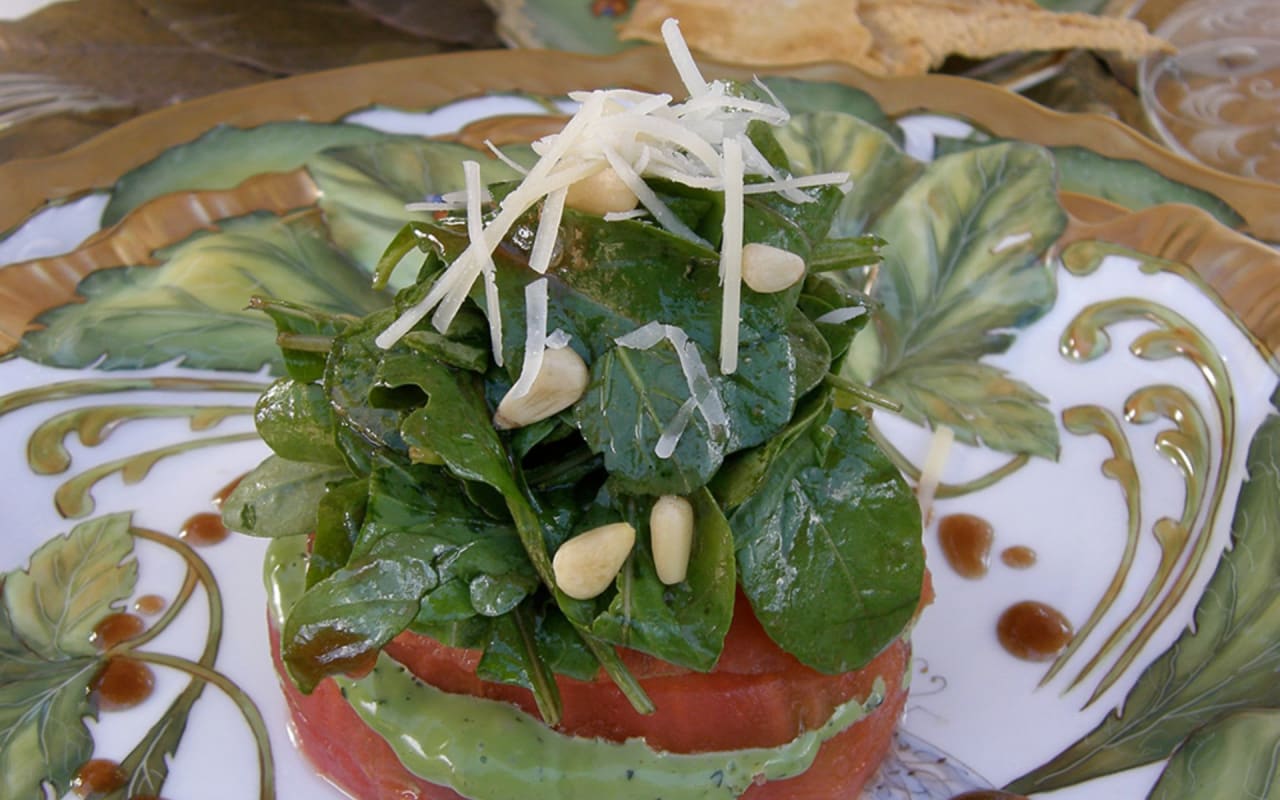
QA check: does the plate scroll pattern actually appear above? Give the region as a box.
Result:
[1,48,1280,800]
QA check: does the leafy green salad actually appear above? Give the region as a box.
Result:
[222,30,925,726]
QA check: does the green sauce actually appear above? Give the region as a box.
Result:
[266,536,886,800]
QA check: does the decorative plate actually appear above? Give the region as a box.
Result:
[2,46,1279,800]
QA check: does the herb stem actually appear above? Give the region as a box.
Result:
[823,373,903,412]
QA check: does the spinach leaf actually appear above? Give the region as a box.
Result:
[325,306,415,466]
[575,340,727,496]
[730,406,923,672]
[253,297,354,383]
[798,272,873,362]
[255,378,345,466]
[589,489,736,672]
[220,455,349,538]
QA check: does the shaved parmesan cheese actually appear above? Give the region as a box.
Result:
[718,137,744,375]
[917,424,955,522]
[656,397,698,459]
[603,209,650,222]
[616,321,728,436]
[546,329,572,349]
[615,321,668,350]
[661,18,708,98]
[508,278,549,400]
[814,306,868,325]
[743,172,850,195]
[465,160,504,367]
[484,139,530,175]
[603,146,707,246]
[530,188,567,274]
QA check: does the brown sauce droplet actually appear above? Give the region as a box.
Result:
[93,657,155,710]
[72,758,127,796]
[997,601,1073,662]
[949,792,1031,800]
[937,513,994,579]
[91,612,146,650]
[133,594,167,615]
[1000,545,1037,569]
[212,473,245,507]
[180,511,230,546]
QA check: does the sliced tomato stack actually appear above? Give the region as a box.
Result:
[273,590,912,800]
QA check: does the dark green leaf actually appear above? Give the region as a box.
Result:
[710,392,832,513]
[1148,709,1280,800]
[730,407,923,673]
[798,272,873,362]
[282,555,435,693]
[575,340,726,496]
[590,489,736,671]
[19,213,389,373]
[476,604,562,724]
[844,142,1063,458]
[221,455,349,538]
[255,378,346,466]
[252,297,353,383]
[307,477,369,588]
[324,306,416,465]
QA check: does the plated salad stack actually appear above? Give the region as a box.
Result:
[225,20,927,800]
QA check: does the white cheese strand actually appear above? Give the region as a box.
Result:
[508,278,549,400]
[615,321,668,350]
[530,187,567,274]
[465,160,505,367]
[814,306,868,325]
[718,137,744,375]
[743,172,850,195]
[546,328,572,349]
[661,18,708,98]
[617,322,728,437]
[484,139,530,175]
[655,397,698,459]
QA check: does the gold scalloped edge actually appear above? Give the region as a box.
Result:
[0,170,317,353]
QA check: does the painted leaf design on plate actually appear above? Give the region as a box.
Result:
[772,110,922,237]
[1006,396,1280,794]
[102,122,391,226]
[18,211,388,373]
[0,514,136,798]
[1147,709,1280,799]
[843,141,1064,459]
[309,138,534,282]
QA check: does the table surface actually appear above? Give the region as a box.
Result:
[0,0,1196,164]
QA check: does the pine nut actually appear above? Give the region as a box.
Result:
[493,346,590,429]
[552,522,636,600]
[565,166,639,216]
[650,495,695,585]
[741,243,806,293]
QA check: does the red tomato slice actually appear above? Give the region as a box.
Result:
[274,590,912,800]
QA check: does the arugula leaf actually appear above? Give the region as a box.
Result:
[19,212,388,373]
[325,306,416,466]
[253,297,354,383]
[1007,402,1280,794]
[255,378,346,466]
[1147,709,1280,800]
[843,142,1063,458]
[589,489,736,671]
[221,455,349,538]
[306,476,368,589]
[0,514,138,797]
[476,604,563,724]
[730,405,923,673]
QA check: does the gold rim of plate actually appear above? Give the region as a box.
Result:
[1,45,1278,356]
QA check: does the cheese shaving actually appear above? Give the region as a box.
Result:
[718,137,744,375]
[484,139,530,175]
[814,306,868,325]
[530,188,567,274]
[661,18,709,97]
[603,145,707,246]
[916,424,955,522]
[508,278,549,400]
[465,160,504,367]
[656,397,698,459]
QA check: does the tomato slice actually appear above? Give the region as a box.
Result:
[274,590,911,800]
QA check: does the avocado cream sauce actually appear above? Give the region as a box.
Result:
[266,536,887,800]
